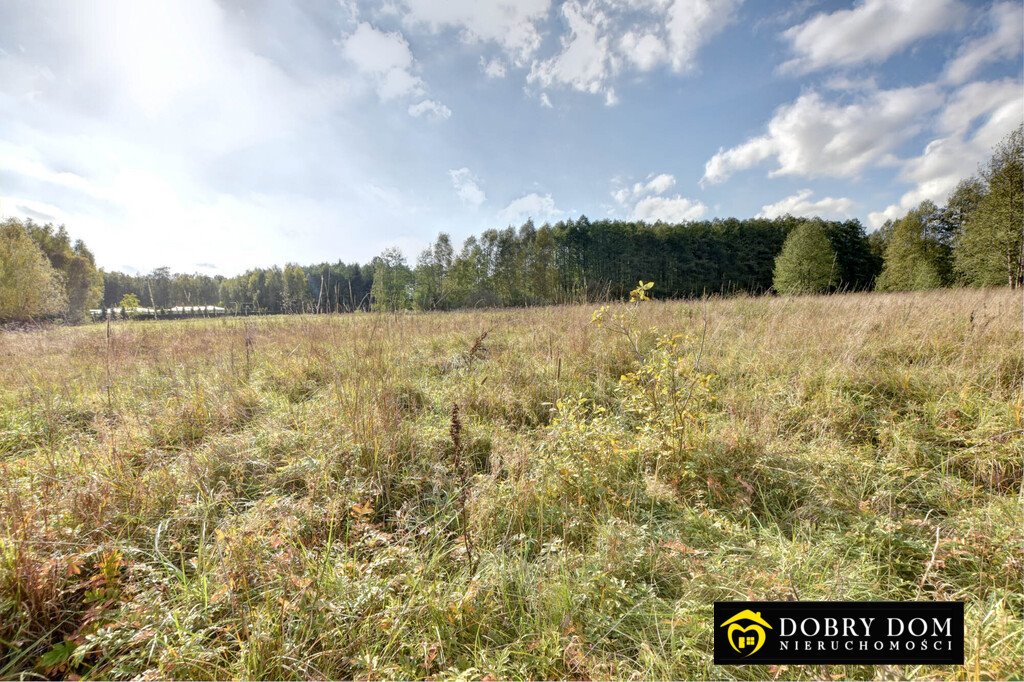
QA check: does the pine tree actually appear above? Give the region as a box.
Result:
[772,220,838,294]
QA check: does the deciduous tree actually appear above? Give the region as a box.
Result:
[772,220,838,294]
[0,220,66,321]
[954,125,1023,287]
[876,202,953,291]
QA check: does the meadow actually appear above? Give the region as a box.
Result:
[0,287,1020,680]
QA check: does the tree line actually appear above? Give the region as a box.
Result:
[366,215,881,311]
[1,125,1019,322]
[94,214,878,316]
[101,262,374,316]
[771,125,1022,295]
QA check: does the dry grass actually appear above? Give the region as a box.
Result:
[0,287,1021,679]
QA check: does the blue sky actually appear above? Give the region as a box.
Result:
[0,0,1021,274]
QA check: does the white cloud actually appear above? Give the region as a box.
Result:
[408,98,452,120]
[526,0,738,102]
[539,92,553,108]
[448,168,486,206]
[702,85,943,184]
[612,172,705,222]
[497,192,562,223]
[337,0,361,23]
[402,0,552,66]
[619,32,667,71]
[664,0,742,73]
[528,1,615,100]
[632,195,707,222]
[937,78,1021,136]
[612,173,677,204]
[643,173,676,195]
[402,0,731,103]
[382,0,739,106]
[757,189,855,219]
[374,2,402,19]
[944,2,1024,84]
[341,22,424,100]
[780,0,966,74]
[868,78,1023,227]
[702,137,776,186]
[866,205,904,228]
[480,57,507,78]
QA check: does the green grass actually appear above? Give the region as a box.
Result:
[0,287,1020,679]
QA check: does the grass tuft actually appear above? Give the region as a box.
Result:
[0,287,1020,679]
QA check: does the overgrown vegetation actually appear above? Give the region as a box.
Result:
[0,219,103,324]
[0,222,67,322]
[0,286,1019,679]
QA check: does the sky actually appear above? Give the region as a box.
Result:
[0,0,1021,275]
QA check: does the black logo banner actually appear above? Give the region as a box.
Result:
[713,601,964,665]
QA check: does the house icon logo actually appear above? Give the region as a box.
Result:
[720,609,772,656]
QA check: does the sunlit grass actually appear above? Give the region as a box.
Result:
[0,287,1020,679]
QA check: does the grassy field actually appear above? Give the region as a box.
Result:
[0,288,1021,680]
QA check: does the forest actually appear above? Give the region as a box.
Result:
[0,125,1021,323]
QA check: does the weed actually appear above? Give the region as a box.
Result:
[0,287,1019,679]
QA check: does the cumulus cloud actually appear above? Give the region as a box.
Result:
[706,1,1022,227]
[701,138,776,187]
[868,78,1023,227]
[632,195,707,222]
[408,98,452,120]
[757,189,855,219]
[527,1,615,100]
[780,0,967,74]
[944,2,1024,84]
[448,168,486,207]
[526,0,739,103]
[612,172,706,222]
[663,0,742,72]
[612,173,677,204]
[702,85,943,185]
[391,0,738,105]
[619,32,667,71]
[497,192,562,224]
[937,78,1021,135]
[402,0,552,66]
[341,22,424,100]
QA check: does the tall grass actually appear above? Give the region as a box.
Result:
[0,287,1020,679]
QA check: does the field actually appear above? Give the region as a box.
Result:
[0,288,1021,680]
